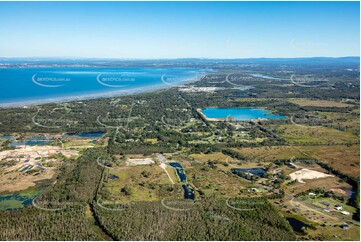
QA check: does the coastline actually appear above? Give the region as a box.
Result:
[0,73,206,109]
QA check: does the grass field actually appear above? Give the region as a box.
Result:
[296,145,360,177]
[103,164,177,202]
[232,146,304,162]
[185,163,249,197]
[319,111,360,135]
[287,99,354,108]
[190,152,236,163]
[273,125,358,145]
[232,144,359,178]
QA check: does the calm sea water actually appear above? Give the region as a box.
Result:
[0,67,205,106]
[200,107,286,120]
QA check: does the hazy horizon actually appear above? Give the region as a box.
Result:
[0,1,359,59]
[0,56,360,60]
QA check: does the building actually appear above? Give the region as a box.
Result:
[340,224,350,230]
[335,204,342,210]
[341,211,350,215]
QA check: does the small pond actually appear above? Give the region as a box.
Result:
[169,162,187,182]
[232,168,266,176]
[182,184,195,200]
[286,217,310,234]
[169,162,195,200]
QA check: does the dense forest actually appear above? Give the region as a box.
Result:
[94,198,296,241]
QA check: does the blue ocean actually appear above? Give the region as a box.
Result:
[0,67,205,106]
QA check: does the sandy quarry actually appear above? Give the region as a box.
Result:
[289,168,333,183]
[0,146,79,192]
[126,158,155,166]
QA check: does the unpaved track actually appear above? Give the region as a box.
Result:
[160,163,175,184]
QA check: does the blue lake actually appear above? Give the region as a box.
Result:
[1,135,12,140]
[0,67,206,106]
[200,107,286,121]
[11,140,52,147]
[250,74,289,81]
[62,132,105,139]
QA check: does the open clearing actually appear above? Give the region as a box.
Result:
[273,125,358,145]
[295,145,360,177]
[289,168,333,183]
[186,163,250,197]
[232,145,360,178]
[287,98,353,107]
[103,164,177,202]
[190,152,236,163]
[0,146,78,192]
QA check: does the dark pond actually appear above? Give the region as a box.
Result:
[169,162,195,200]
[169,162,187,182]
[108,174,119,181]
[62,132,105,139]
[232,167,266,176]
[286,217,310,233]
[182,184,195,200]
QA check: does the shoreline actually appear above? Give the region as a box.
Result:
[0,74,206,109]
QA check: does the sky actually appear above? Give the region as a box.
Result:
[0,1,359,59]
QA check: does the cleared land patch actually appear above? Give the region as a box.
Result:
[288,98,353,107]
[102,164,178,202]
[289,168,333,183]
[0,146,78,192]
[273,124,358,145]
